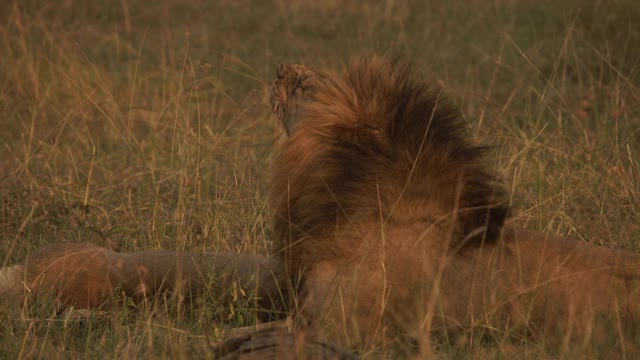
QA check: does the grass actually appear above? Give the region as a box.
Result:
[0,0,638,358]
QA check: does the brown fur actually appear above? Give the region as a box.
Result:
[1,242,286,320]
[269,56,640,351]
[270,57,509,276]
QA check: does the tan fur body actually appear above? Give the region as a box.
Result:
[299,226,640,347]
[441,229,640,341]
[269,57,640,350]
[1,242,286,319]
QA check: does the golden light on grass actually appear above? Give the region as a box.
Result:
[0,0,638,358]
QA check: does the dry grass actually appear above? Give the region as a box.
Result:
[0,0,638,358]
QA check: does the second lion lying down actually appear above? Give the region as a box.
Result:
[2,56,639,353]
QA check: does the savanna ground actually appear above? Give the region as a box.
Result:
[0,0,639,358]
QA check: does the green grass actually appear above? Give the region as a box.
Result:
[1,0,639,358]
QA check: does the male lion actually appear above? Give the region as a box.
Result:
[269,56,640,354]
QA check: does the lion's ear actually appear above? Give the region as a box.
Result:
[281,86,307,136]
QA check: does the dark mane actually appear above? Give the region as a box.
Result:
[270,56,510,272]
